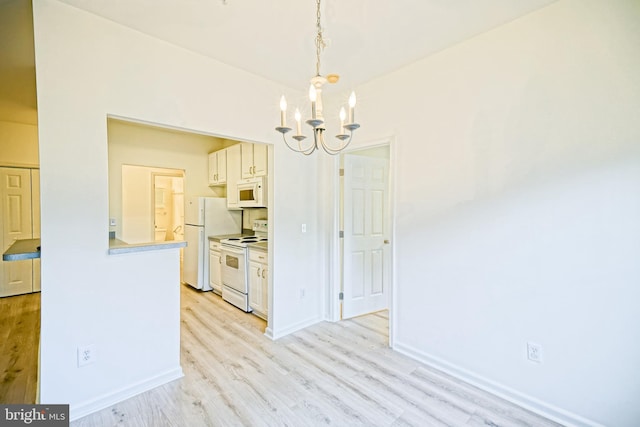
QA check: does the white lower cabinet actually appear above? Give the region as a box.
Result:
[248,247,268,320]
[209,240,223,294]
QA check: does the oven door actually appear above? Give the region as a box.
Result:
[221,245,248,293]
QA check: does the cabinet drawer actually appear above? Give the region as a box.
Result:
[249,249,267,263]
[209,241,221,251]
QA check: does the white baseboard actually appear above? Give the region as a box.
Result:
[264,326,274,340]
[69,366,184,421]
[269,317,321,340]
[393,342,602,427]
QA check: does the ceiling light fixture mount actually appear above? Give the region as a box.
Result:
[275,0,360,155]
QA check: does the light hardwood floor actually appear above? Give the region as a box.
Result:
[73,284,560,426]
[0,292,40,404]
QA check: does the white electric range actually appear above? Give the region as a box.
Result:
[220,220,268,312]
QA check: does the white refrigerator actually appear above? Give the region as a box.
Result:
[184,197,242,291]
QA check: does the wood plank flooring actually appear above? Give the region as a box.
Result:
[72,284,560,426]
[0,292,40,404]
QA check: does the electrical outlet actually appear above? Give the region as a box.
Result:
[109,218,116,226]
[78,344,97,367]
[527,342,543,363]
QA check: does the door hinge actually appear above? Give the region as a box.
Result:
[339,230,344,238]
[339,292,344,300]
[339,168,344,176]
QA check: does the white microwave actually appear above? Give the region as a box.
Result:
[237,177,267,208]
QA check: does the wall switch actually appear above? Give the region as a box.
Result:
[109,218,116,226]
[300,288,306,298]
[78,344,97,367]
[301,224,307,233]
[527,342,543,363]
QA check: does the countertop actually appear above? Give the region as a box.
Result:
[2,237,187,260]
[2,238,41,261]
[250,241,268,251]
[208,232,256,242]
[108,238,187,255]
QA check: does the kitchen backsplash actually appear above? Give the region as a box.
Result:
[243,208,267,230]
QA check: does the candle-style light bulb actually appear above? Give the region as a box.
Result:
[348,91,356,123]
[279,95,287,127]
[295,108,302,135]
[339,107,346,133]
[309,84,317,119]
[308,85,317,102]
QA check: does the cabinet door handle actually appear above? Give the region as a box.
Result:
[262,269,266,278]
[257,268,261,277]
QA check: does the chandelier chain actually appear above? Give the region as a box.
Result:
[315,0,325,76]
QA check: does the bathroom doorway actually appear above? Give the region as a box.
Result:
[153,173,185,242]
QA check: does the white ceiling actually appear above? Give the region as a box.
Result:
[55,0,556,90]
[0,0,557,125]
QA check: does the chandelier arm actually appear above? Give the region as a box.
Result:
[318,130,354,156]
[282,133,316,156]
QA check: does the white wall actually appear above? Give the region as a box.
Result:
[32,0,323,418]
[0,120,38,166]
[349,0,640,425]
[120,165,182,243]
[108,118,226,239]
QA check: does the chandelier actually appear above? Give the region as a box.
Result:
[275,0,360,155]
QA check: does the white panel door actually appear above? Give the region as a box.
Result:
[342,155,390,319]
[0,167,34,297]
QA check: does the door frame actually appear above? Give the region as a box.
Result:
[327,136,397,347]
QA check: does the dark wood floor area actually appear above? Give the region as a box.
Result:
[0,292,40,404]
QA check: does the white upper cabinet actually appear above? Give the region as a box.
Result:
[226,144,242,210]
[241,143,268,178]
[208,149,227,186]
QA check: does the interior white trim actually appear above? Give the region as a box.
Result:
[69,367,184,421]
[394,342,603,427]
[269,317,322,340]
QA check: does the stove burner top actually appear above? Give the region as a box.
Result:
[220,235,267,248]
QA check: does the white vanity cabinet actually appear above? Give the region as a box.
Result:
[208,149,227,186]
[248,246,268,320]
[209,240,223,294]
[241,142,268,179]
